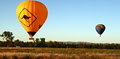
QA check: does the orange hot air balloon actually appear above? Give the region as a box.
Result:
[16,1,48,38]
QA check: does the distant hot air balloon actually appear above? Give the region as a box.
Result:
[95,24,105,37]
[16,1,48,39]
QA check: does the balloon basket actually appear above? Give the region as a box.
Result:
[29,38,34,40]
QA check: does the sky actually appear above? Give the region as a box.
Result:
[0,0,120,43]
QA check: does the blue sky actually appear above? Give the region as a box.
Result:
[0,0,120,43]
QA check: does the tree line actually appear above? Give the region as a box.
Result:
[0,31,120,49]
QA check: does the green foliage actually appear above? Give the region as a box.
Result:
[0,31,14,47]
[0,31,14,41]
[1,31,120,49]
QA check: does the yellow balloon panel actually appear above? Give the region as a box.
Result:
[16,1,48,37]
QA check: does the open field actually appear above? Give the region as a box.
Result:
[0,47,120,59]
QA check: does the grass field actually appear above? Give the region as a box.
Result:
[0,47,120,59]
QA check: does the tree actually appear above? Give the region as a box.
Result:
[34,38,40,47]
[14,39,21,47]
[0,31,14,47]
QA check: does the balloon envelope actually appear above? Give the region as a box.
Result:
[95,24,105,36]
[16,1,48,37]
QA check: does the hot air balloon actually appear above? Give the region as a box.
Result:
[16,1,48,40]
[95,24,105,37]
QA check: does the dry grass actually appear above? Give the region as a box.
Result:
[0,47,119,59]
[0,53,120,59]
